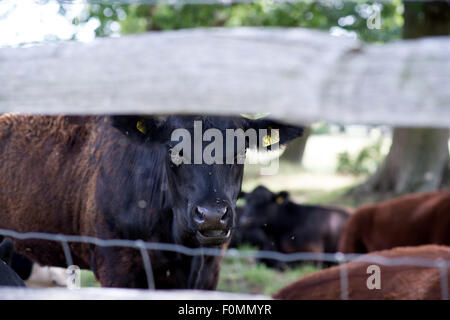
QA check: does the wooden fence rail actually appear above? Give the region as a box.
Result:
[1,27,449,127]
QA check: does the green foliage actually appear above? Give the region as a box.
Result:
[76,0,404,43]
[74,4,127,37]
[336,139,384,176]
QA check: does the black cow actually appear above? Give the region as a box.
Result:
[232,185,349,268]
[0,238,26,287]
[0,114,302,289]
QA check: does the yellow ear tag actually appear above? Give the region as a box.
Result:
[262,130,280,147]
[240,113,271,120]
[136,120,147,134]
[276,196,284,205]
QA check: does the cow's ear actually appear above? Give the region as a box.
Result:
[110,116,169,144]
[273,191,289,204]
[245,119,303,146]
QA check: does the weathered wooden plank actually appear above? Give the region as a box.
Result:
[0,287,270,300]
[1,27,449,127]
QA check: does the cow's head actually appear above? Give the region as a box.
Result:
[239,185,290,228]
[111,116,302,247]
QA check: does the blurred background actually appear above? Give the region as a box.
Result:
[1,0,449,295]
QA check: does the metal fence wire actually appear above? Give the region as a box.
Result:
[0,228,449,300]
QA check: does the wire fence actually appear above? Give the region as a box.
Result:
[0,228,449,300]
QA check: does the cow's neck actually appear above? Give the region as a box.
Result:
[95,126,173,240]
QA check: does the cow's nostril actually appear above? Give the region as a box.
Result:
[193,204,232,229]
[194,206,206,223]
[220,207,229,223]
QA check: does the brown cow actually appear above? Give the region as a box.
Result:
[338,191,450,254]
[274,245,450,300]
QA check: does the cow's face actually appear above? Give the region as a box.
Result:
[111,116,302,247]
[239,185,289,227]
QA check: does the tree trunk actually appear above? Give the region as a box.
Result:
[280,127,310,165]
[354,128,449,194]
[346,1,450,203]
[403,1,450,39]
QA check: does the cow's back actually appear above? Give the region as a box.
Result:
[338,191,446,253]
[413,191,450,245]
[274,245,450,300]
[278,204,348,254]
[323,208,349,253]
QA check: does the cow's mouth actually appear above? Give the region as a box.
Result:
[196,229,231,245]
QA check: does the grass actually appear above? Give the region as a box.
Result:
[242,160,363,208]
[217,252,318,296]
[305,184,360,208]
[80,269,100,287]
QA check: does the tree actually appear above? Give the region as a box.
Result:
[347,1,450,202]
[75,2,403,43]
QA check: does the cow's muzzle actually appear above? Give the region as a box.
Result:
[193,204,232,246]
[196,229,231,246]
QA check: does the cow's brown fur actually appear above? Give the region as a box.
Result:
[0,115,96,266]
[274,245,450,300]
[338,191,450,253]
[0,115,139,282]
[0,115,203,288]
